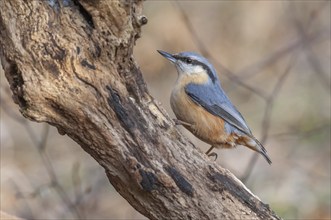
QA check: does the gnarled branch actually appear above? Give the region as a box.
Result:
[0,1,281,219]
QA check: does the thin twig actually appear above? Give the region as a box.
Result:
[9,179,35,219]
[271,124,330,139]
[289,2,331,91]
[174,2,268,99]
[241,54,297,183]
[1,94,84,219]
[236,29,329,80]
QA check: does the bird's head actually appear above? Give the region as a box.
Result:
[158,50,219,84]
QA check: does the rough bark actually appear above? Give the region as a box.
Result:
[0,1,281,219]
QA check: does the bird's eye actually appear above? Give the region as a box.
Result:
[186,58,192,64]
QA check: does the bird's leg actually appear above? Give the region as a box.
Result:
[173,119,193,128]
[205,146,218,161]
[205,145,214,155]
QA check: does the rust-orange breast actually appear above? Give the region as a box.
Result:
[170,76,230,146]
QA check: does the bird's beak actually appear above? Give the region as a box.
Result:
[157,50,177,63]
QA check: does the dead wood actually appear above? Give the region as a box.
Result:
[0,1,281,219]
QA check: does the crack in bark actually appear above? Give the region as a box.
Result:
[71,57,102,98]
[207,166,273,219]
[1,58,27,109]
[80,59,96,70]
[139,169,159,192]
[164,166,194,197]
[72,0,94,28]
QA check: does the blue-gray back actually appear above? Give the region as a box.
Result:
[185,82,252,136]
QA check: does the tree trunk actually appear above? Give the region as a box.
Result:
[0,1,281,219]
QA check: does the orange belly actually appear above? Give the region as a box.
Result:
[171,87,232,146]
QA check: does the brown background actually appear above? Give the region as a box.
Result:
[1,1,330,219]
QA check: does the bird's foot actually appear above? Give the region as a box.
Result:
[205,146,218,161]
[207,152,218,161]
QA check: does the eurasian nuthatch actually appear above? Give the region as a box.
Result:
[158,50,272,164]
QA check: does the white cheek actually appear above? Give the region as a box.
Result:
[189,65,204,74]
[177,63,204,75]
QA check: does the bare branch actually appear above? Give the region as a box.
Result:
[0,1,281,219]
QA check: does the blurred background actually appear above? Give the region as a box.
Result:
[1,1,330,219]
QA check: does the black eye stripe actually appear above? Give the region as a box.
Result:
[174,55,216,83]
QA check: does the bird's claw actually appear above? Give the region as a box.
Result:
[173,118,181,125]
[207,152,218,161]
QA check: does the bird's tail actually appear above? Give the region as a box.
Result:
[251,136,272,164]
[241,135,272,164]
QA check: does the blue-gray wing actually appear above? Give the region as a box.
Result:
[185,83,252,136]
[185,83,271,164]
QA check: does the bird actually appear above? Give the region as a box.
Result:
[157,50,272,164]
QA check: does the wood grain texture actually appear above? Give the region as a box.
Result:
[0,1,281,219]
